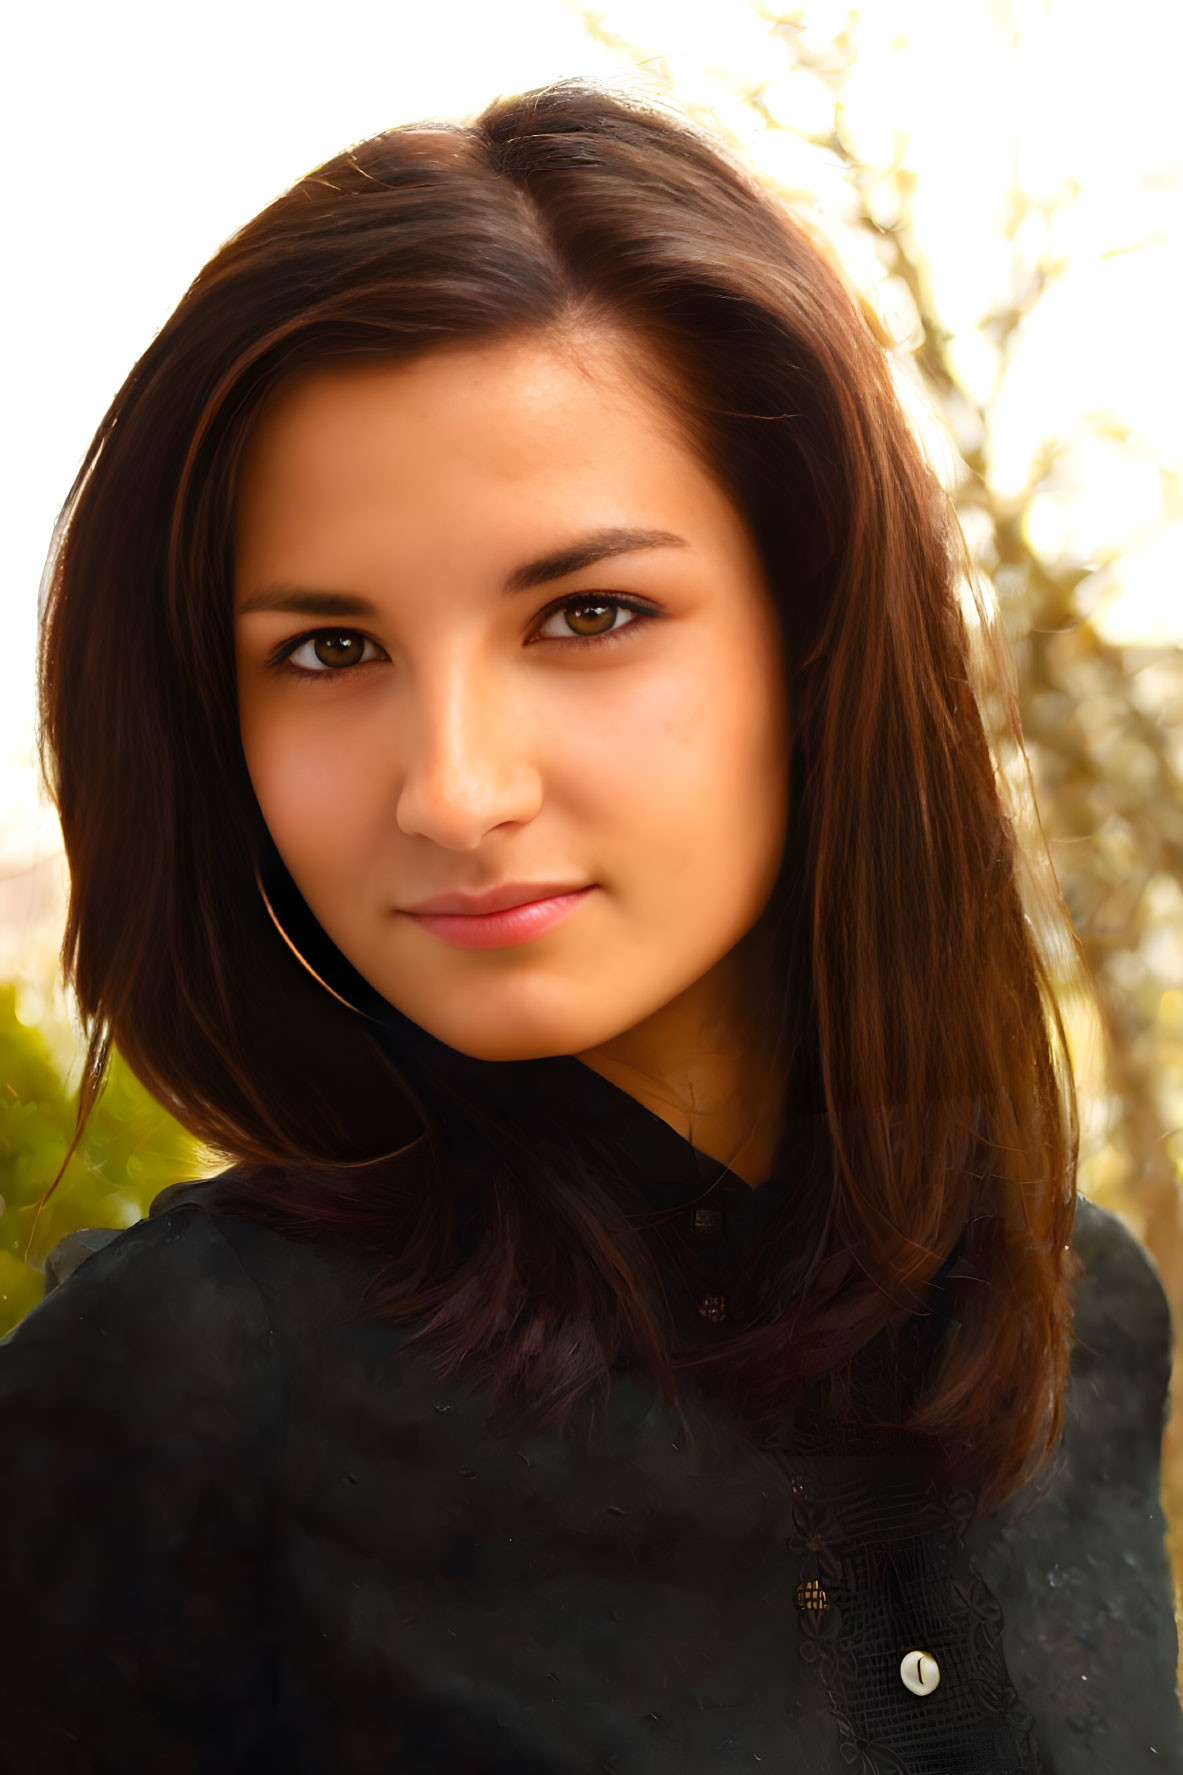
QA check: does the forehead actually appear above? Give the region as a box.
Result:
[233,334,742,575]
[240,335,690,488]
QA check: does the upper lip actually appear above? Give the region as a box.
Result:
[403,881,591,916]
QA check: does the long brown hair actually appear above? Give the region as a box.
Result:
[37,75,1084,1517]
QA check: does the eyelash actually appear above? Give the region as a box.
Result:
[266,593,657,680]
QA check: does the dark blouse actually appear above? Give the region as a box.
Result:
[1,1051,1180,1773]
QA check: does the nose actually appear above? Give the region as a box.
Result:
[394,663,542,850]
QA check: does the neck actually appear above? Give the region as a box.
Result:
[574,923,786,1187]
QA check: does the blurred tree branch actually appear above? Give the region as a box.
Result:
[571,0,1183,1670]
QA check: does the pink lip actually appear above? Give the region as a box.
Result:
[404,880,589,916]
[405,886,594,949]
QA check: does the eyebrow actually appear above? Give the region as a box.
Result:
[236,526,690,617]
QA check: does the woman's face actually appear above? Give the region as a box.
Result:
[234,333,790,1069]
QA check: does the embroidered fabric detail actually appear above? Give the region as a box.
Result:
[780,1446,1046,1774]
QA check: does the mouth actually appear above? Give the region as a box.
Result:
[403,885,595,950]
[403,880,592,917]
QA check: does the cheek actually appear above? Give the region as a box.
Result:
[240,704,390,871]
[656,647,787,813]
[597,649,787,889]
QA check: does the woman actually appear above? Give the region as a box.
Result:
[2,75,1178,1772]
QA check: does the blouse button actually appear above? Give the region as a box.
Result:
[899,1649,941,1696]
[696,1291,727,1322]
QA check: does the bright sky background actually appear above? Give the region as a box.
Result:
[3,0,1180,932]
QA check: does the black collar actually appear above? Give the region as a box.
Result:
[252,845,811,1252]
[367,1000,817,1255]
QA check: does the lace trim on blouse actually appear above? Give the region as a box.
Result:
[780,1444,1046,1774]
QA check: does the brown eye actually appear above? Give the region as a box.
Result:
[533,594,651,648]
[562,600,618,638]
[283,630,382,674]
[313,633,367,668]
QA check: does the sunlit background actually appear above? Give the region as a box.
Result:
[5,0,1183,1660]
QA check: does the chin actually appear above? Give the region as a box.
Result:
[405,988,653,1065]
[381,961,664,1064]
[391,993,595,1064]
[422,1023,583,1064]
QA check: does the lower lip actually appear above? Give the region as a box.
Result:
[406,886,595,949]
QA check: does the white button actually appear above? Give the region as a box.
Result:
[899,1649,941,1696]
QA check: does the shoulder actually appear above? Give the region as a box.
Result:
[1065,1193,1173,1464]
[20,1170,381,1353]
[5,1197,271,1355]
[0,1194,285,1570]
[0,1198,284,1764]
[1069,1189,1170,1320]
[144,1174,398,1339]
[1,1200,281,1439]
[964,1193,1183,1767]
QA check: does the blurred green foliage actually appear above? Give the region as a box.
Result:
[0,983,201,1338]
